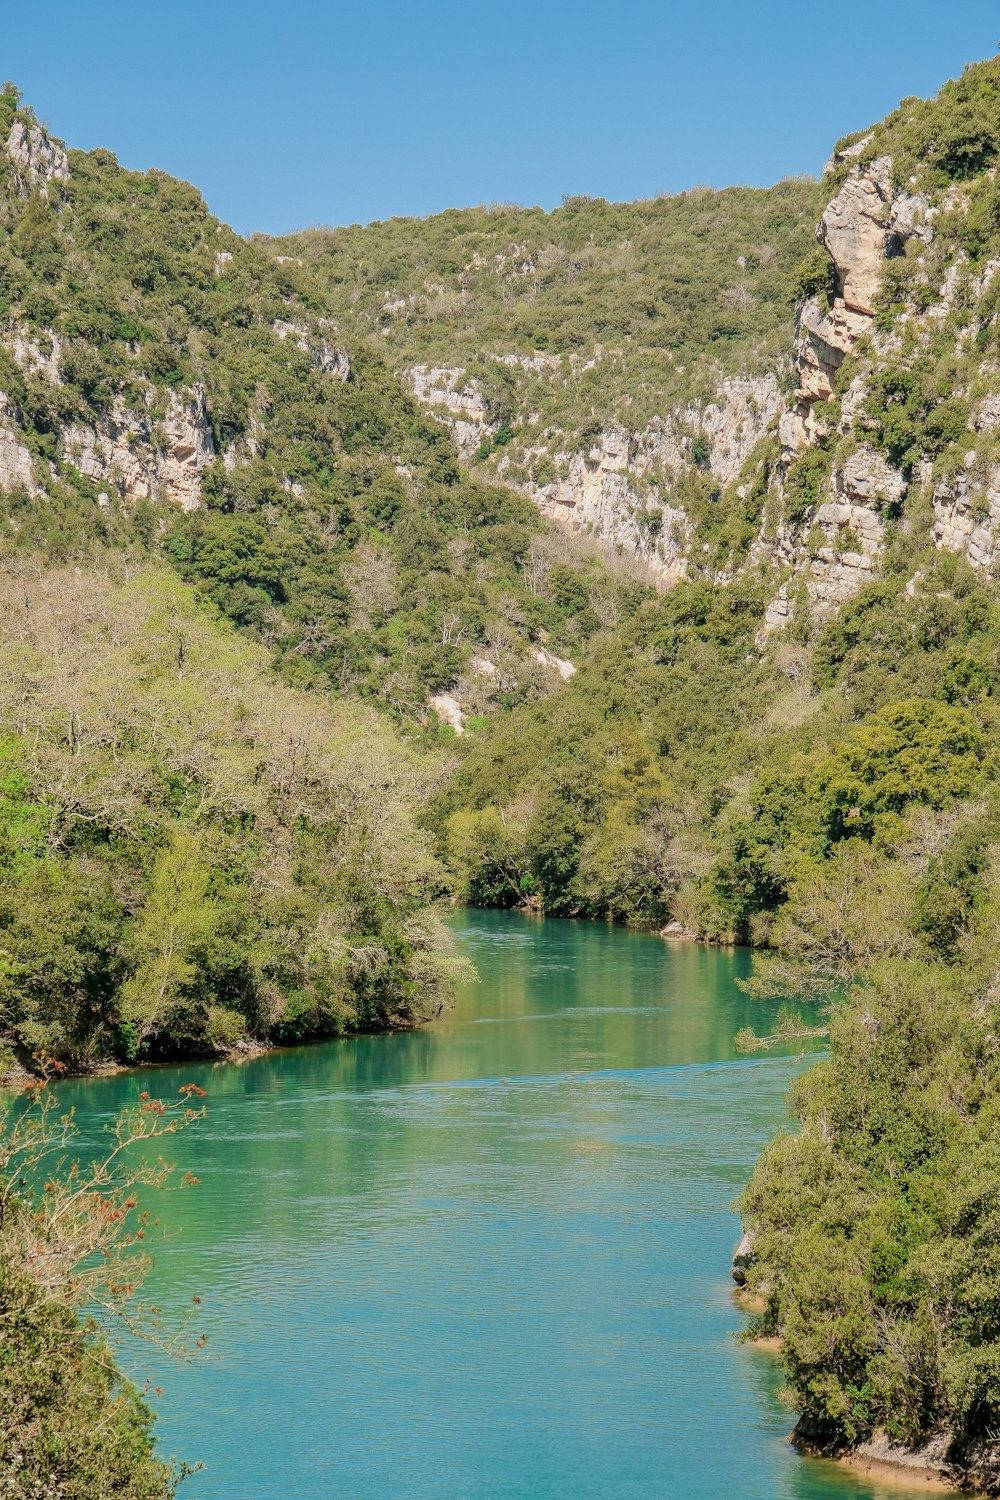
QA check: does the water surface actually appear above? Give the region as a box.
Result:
[56,911,930,1499]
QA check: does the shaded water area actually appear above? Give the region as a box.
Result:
[55,911,932,1499]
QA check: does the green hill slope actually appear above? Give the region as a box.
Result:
[266,181,819,576]
[0,84,639,734]
[268,180,817,433]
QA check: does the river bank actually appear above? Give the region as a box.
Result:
[736,1285,989,1494]
[742,1326,973,1493]
[0,1017,429,1090]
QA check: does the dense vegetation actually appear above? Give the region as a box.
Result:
[0,1253,176,1497]
[432,543,1000,930]
[267,180,818,480]
[0,563,470,1072]
[0,85,638,730]
[738,787,1000,1479]
[0,1074,206,1496]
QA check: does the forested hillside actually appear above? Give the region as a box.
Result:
[268,182,818,575]
[269,180,816,435]
[0,83,640,736]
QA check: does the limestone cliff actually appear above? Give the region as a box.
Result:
[755,141,988,625]
[0,114,351,517]
[398,114,1000,633]
[5,116,69,194]
[60,388,216,511]
[406,358,784,581]
[389,149,926,603]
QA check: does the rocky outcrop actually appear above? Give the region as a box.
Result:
[61,388,215,510]
[757,443,904,624]
[272,318,350,380]
[779,299,871,455]
[760,154,932,624]
[821,156,893,314]
[778,158,907,464]
[428,691,466,734]
[841,1430,955,1486]
[222,414,265,474]
[530,646,576,679]
[532,425,690,581]
[0,395,38,494]
[932,464,1000,574]
[406,354,783,569]
[10,326,64,382]
[406,366,489,457]
[596,374,785,489]
[691,374,785,485]
[731,1230,754,1287]
[6,118,69,194]
[527,376,782,574]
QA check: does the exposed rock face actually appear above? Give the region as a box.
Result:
[530,645,576,679]
[406,360,782,574]
[693,374,786,484]
[10,326,64,383]
[533,424,690,581]
[933,466,1000,574]
[272,319,350,380]
[398,147,978,628]
[794,1421,960,1486]
[757,442,903,623]
[760,155,927,624]
[846,1430,954,1483]
[821,156,893,314]
[836,447,907,510]
[528,375,782,574]
[598,373,785,489]
[731,1230,754,1286]
[222,414,264,474]
[779,158,905,472]
[6,118,69,194]
[0,395,38,494]
[428,691,465,734]
[822,132,874,177]
[406,366,489,458]
[780,299,871,455]
[61,388,215,510]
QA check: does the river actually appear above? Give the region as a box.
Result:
[54,909,933,1499]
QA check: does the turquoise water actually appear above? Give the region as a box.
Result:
[54,911,929,1499]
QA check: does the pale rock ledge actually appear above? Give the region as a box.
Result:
[6,118,69,193]
[60,387,215,510]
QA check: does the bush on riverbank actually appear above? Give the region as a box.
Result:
[737,789,1000,1468]
[0,1253,177,1498]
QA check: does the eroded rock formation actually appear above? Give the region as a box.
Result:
[60,388,215,510]
[5,117,69,194]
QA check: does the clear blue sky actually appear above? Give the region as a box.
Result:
[6,1,1000,235]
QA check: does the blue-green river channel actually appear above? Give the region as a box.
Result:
[55,910,934,1498]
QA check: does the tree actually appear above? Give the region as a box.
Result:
[0,1068,206,1496]
[118,829,220,1055]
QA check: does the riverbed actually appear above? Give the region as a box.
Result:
[53,910,935,1499]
